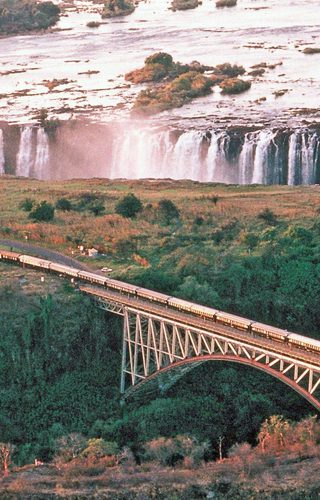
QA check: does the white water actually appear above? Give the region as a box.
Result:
[251,130,275,184]
[34,128,50,180]
[8,125,320,184]
[1,0,320,126]
[0,130,4,175]
[16,127,34,177]
[288,131,298,186]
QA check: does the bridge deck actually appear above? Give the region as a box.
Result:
[80,285,320,370]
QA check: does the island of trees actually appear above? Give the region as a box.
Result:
[0,0,60,36]
[125,52,251,114]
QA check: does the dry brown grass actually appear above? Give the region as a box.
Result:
[1,177,320,277]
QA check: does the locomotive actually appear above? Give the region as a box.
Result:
[1,248,320,354]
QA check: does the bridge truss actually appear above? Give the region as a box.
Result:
[85,288,320,410]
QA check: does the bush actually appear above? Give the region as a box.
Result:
[19,198,34,212]
[216,0,237,7]
[115,194,142,218]
[56,198,72,212]
[0,0,60,35]
[158,199,180,224]
[220,78,251,94]
[29,201,54,222]
[257,208,278,226]
[215,63,245,77]
[171,0,200,11]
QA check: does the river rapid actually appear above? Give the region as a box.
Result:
[0,0,320,183]
[0,0,320,128]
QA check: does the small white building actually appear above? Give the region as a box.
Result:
[87,247,99,258]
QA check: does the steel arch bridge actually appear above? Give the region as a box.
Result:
[81,286,320,411]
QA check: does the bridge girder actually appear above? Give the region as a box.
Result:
[120,309,320,410]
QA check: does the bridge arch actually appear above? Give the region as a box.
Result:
[124,355,320,412]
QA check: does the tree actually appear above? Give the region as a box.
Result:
[158,199,180,224]
[19,198,34,212]
[29,201,54,222]
[56,198,72,212]
[257,208,278,226]
[115,193,142,218]
[0,443,15,475]
[88,202,105,216]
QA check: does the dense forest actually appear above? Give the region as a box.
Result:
[0,0,60,35]
[0,180,319,473]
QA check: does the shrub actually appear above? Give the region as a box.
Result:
[29,201,55,222]
[171,0,200,11]
[54,433,87,464]
[257,208,278,226]
[220,78,251,94]
[56,198,72,211]
[215,63,245,77]
[145,52,173,70]
[102,0,135,18]
[81,438,119,460]
[158,199,180,224]
[0,0,60,35]
[88,202,105,216]
[115,193,142,218]
[144,435,208,466]
[87,21,101,28]
[216,0,237,7]
[19,198,34,212]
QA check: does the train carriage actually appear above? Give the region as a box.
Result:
[77,270,107,286]
[251,322,289,342]
[288,332,320,352]
[190,303,219,319]
[19,254,51,270]
[215,311,252,331]
[0,250,20,261]
[49,262,81,278]
[136,287,171,305]
[105,278,138,296]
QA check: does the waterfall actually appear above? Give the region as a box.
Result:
[3,123,320,184]
[301,132,317,185]
[34,128,50,180]
[16,126,34,177]
[110,128,173,179]
[171,130,204,180]
[251,130,274,184]
[239,133,256,184]
[0,130,4,175]
[288,131,299,185]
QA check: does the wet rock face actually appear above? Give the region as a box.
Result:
[1,121,320,185]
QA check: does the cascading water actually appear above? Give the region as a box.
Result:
[0,129,4,175]
[7,124,320,184]
[34,128,50,180]
[251,130,275,184]
[171,130,204,180]
[16,126,34,177]
[288,131,299,186]
[238,133,256,184]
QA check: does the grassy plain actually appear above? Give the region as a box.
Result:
[1,176,319,279]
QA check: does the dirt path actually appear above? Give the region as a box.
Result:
[0,239,91,271]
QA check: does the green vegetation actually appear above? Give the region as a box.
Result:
[220,77,251,94]
[101,0,135,18]
[126,52,251,114]
[1,179,320,496]
[29,201,55,222]
[0,0,60,36]
[115,193,143,218]
[216,0,237,7]
[55,198,72,212]
[171,0,200,11]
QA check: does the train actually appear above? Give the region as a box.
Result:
[1,248,320,355]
